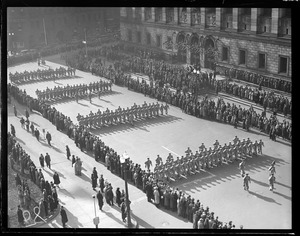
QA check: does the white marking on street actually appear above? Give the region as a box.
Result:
[161,146,180,157]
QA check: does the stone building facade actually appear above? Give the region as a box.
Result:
[7,7,119,51]
[120,7,291,82]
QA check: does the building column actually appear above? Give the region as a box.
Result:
[271,8,279,35]
[187,47,191,64]
[215,8,221,29]
[174,8,179,24]
[200,8,205,29]
[120,7,127,17]
[141,7,145,21]
[151,7,155,22]
[162,7,166,22]
[187,7,191,25]
[232,8,239,31]
[132,7,136,18]
[250,8,258,33]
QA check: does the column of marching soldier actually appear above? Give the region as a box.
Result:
[35,80,113,102]
[153,137,264,183]
[9,67,76,85]
[76,102,170,128]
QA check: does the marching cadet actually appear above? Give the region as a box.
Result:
[156,102,160,116]
[121,108,126,123]
[258,139,264,155]
[268,161,276,176]
[243,173,251,191]
[213,140,219,149]
[129,112,134,126]
[166,153,173,163]
[247,141,253,156]
[239,160,245,177]
[89,91,92,103]
[268,173,276,191]
[160,104,164,115]
[145,158,153,171]
[252,140,258,156]
[199,143,205,152]
[164,103,169,115]
[185,147,192,156]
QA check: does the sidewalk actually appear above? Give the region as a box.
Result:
[7,96,190,229]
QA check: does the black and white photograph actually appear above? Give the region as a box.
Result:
[4,2,292,232]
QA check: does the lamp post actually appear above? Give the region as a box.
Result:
[8,32,15,53]
[120,152,132,228]
[92,195,99,228]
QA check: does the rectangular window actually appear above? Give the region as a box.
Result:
[156,35,161,48]
[147,33,151,45]
[128,29,132,42]
[137,31,141,43]
[258,53,266,69]
[222,47,229,61]
[279,56,288,74]
[239,49,246,65]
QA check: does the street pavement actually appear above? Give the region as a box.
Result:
[7,60,292,229]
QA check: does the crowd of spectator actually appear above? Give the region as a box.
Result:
[9,82,237,229]
[8,133,59,226]
[7,33,118,67]
[61,44,291,142]
[221,66,291,93]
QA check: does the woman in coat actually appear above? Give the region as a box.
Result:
[153,186,160,208]
[120,199,127,222]
[53,172,60,188]
[60,206,68,228]
[115,187,122,207]
[96,190,104,210]
[66,145,71,160]
[39,154,45,169]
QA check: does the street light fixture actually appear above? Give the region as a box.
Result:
[120,152,132,228]
[92,195,99,228]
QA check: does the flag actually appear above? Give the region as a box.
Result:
[82,41,87,44]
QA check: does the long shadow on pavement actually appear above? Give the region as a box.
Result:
[248,190,282,205]
[63,206,84,228]
[169,154,289,194]
[102,209,126,226]
[130,212,155,228]
[251,178,270,187]
[273,191,292,201]
[59,189,75,199]
[275,182,291,190]
[91,115,183,136]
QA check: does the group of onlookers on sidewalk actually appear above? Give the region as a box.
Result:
[8,133,60,227]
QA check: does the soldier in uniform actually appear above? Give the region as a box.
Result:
[145,158,153,171]
[243,173,251,191]
[268,173,276,191]
[164,103,169,115]
[258,139,264,155]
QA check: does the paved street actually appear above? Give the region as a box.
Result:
[8,61,292,229]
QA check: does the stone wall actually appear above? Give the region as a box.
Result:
[216,36,291,77]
